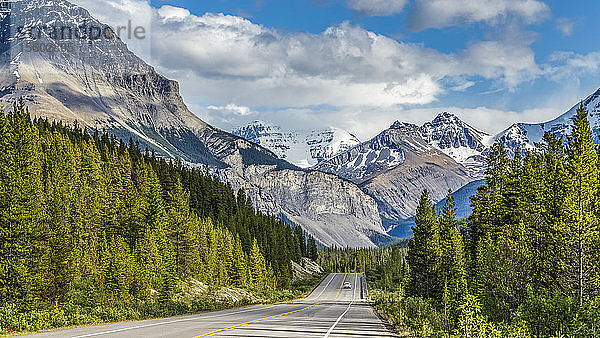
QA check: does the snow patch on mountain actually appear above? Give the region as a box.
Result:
[494,87,600,156]
[419,112,489,177]
[1,0,392,248]
[232,121,360,168]
[313,121,427,182]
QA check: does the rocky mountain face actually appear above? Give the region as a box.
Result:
[314,120,473,228]
[219,168,388,248]
[232,121,360,168]
[494,87,600,156]
[0,0,390,248]
[388,179,485,238]
[420,112,489,177]
[232,114,489,236]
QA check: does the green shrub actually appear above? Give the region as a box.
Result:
[518,294,600,338]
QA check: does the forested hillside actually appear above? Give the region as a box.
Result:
[328,104,600,337]
[0,102,318,333]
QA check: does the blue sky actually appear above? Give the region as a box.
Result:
[76,0,600,139]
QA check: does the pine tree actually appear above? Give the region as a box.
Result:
[439,190,467,318]
[407,190,441,299]
[167,178,191,276]
[565,103,600,303]
[307,236,318,261]
[249,238,268,289]
[231,235,248,287]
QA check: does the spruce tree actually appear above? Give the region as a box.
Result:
[407,190,441,299]
[565,103,600,303]
[307,236,318,261]
[439,190,467,318]
[249,238,268,289]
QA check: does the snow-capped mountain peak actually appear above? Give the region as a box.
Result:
[419,112,489,177]
[494,87,600,157]
[232,121,360,168]
[389,120,418,130]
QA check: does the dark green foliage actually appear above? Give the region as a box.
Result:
[407,190,441,299]
[0,102,316,333]
[370,104,600,337]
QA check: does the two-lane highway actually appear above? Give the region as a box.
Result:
[21,273,396,337]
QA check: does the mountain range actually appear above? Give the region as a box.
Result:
[232,121,360,168]
[494,88,600,156]
[0,0,390,248]
[236,96,600,236]
[3,0,600,246]
[234,113,490,233]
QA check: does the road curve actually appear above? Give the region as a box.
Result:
[21,273,396,337]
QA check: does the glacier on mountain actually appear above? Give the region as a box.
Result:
[232,120,361,168]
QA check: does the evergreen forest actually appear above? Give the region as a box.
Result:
[322,104,600,337]
[0,102,320,333]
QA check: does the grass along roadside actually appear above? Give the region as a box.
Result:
[0,273,328,336]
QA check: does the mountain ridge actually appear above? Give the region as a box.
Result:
[232,120,361,168]
[494,87,600,156]
[313,119,473,227]
[0,0,391,248]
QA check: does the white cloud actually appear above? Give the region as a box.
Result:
[203,104,256,125]
[546,51,600,84]
[70,0,544,109]
[68,0,567,136]
[157,5,190,20]
[407,0,550,31]
[556,18,575,36]
[146,9,542,108]
[347,0,408,17]
[458,39,541,88]
[207,104,253,117]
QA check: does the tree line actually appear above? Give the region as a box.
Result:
[0,101,318,312]
[398,104,600,336]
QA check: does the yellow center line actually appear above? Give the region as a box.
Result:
[334,273,347,300]
[193,274,349,337]
[192,303,319,337]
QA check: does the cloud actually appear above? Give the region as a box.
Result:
[458,39,541,88]
[203,104,256,125]
[157,5,191,20]
[347,0,408,17]
[70,0,544,108]
[146,8,541,107]
[546,51,600,84]
[556,17,575,36]
[207,104,254,117]
[69,0,557,134]
[407,0,550,31]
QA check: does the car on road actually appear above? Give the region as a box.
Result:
[343,282,352,289]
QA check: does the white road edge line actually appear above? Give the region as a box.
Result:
[308,273,337,302]
[72,273,339,338]
[70,304,278,338]
[322,273,358,338]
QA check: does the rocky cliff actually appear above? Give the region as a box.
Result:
[314,121,473,225]
[0,0,390,248]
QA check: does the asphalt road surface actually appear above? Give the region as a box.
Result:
[21,273,396,337]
